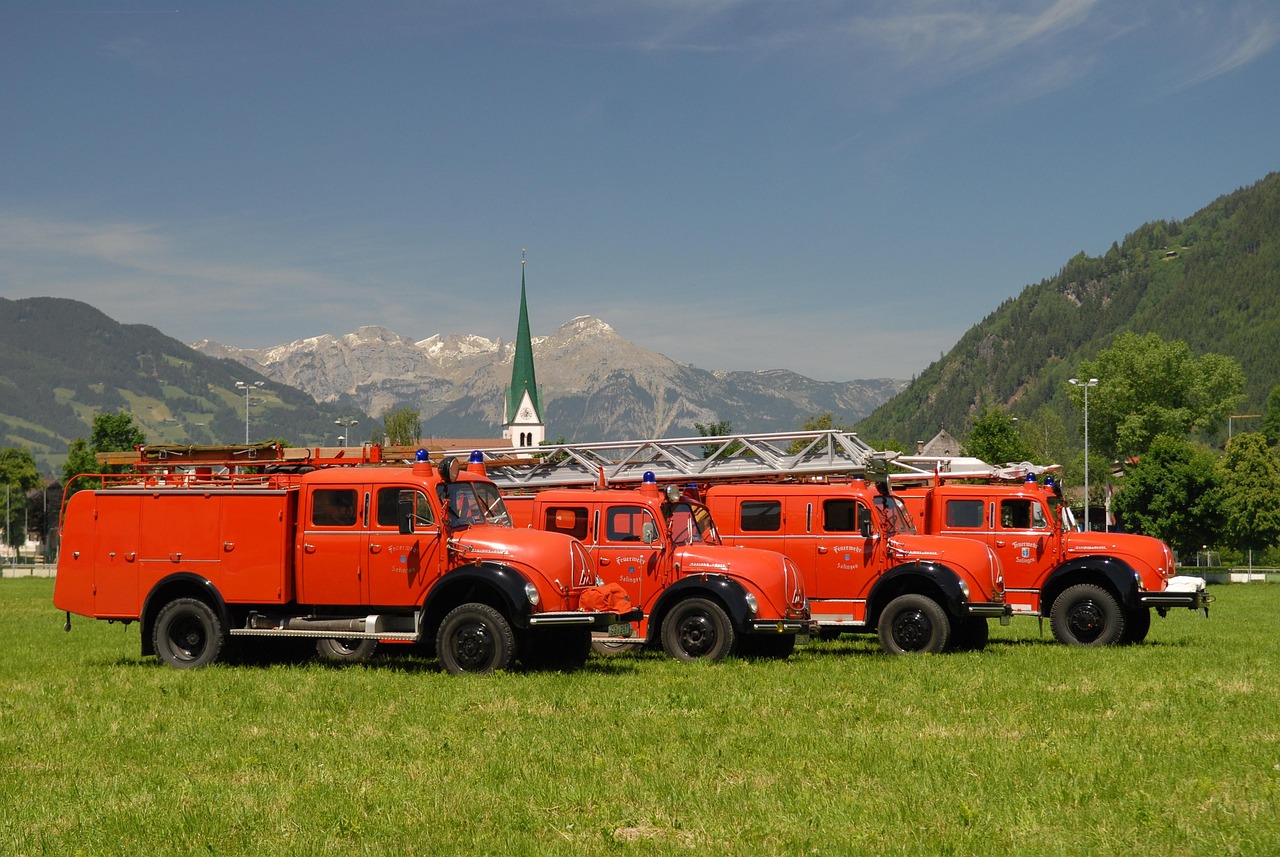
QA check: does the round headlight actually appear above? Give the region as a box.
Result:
[524,582,541,606]
[744,593,758,615]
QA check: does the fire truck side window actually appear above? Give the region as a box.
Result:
[376,488,433,528]
[545,506,589,541]
[945,499,984,528]
[740,500,781,533]
[1000,499,1033,529]
[606,506,649,542]
[823,499,859,532]
[312,489,357,527]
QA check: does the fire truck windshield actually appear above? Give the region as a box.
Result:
[444,480,513,528]
[663,500,721,546]
[874,495,917,535]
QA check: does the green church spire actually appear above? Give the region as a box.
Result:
[506,257,542,422]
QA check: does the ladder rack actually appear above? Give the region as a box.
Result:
[445,429,892,489]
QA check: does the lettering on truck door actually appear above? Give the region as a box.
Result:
[299,487,368,605]
[368,486,442,607]
[810,497,874,624]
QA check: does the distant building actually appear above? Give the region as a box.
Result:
[917,428,961,457]
[502,257,546,451]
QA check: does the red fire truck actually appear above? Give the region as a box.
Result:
[53,444,637,673]
[454,431,1008,655]
[890,456,1211,646]
[499,471,809,662]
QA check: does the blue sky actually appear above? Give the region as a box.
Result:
[2,1,1277,381]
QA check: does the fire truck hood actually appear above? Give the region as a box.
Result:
[450,524,574,564]
[890,533,1000,583]
[675,543,787,578]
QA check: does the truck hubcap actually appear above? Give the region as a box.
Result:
[891,610,932,651]
[1067,601,1104,642]
[452,622,494,669]
[677,614,716,657]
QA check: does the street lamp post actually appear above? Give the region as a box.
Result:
[335,418,359,448]
[235,381,265,443]
[1068,377,1099,531]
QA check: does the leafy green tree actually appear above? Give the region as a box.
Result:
[1263,383,1280,447]
[62,411,147,494]
[1218,432,1280,560]
[382,408,421,446]
[1112,435,1223,558]
[695,419,740,458]
[1,448,41,556]
[964,405,1031,464]
[1019,405,1070,467]
[91,410,147,454]
[1074,333,1244,460]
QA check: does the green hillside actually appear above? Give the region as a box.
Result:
[857,172,1280,447]
[0,297,369,475]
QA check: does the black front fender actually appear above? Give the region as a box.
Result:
[1042,556,1141,613]
[867,562,968,621]
[648,575,755,640]
[422,561,535,632]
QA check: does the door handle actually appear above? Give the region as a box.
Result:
[370,543,382,553]
[304,543,316,553]
[817,546,828,554]
[995,540,1005,547]
[599,557,611,565]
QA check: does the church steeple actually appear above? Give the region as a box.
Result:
[503,253,545,450]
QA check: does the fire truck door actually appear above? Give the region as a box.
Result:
[367,487,441,607]
[595,503,663,613]
[298,486,369,605]
[991,497,1053,612]
[810,497,873,623]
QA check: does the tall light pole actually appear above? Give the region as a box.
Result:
[235,380,264,443]
[1068,377,1099,531]
[335,418,359,447]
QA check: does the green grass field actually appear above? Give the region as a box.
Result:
[1,579,1276,856]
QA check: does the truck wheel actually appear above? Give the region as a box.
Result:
[153,598,225,669]
[436,603,516,674]
[1120,608,1152,645]
[948,616,990,652]
[1050,584,1125,646]
[661,597,735,662]
[521,627,591,671]
[315,637,377,663]
[878,594,950,654]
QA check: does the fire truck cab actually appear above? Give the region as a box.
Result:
[703,479,1009,654]
[894,472,1210,646]
[503,473,810,662]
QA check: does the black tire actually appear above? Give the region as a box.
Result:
[521,627,591,671]
[590,638,646,657]
[1120,607,1152,645]
[153,598,226,669]
[878,594,951,654]
[1050,584,1126,646]
[660,597,736,662]
[948,616,990,652]
[315,637,378,663]
[737,633,797,660]
[436,603,516,674]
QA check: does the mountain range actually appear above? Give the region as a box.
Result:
[192,315,905,442]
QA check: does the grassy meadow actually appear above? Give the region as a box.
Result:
[1,578,1276,856]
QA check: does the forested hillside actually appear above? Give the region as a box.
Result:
[0,298,367,474]
[857,172,1280,447]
